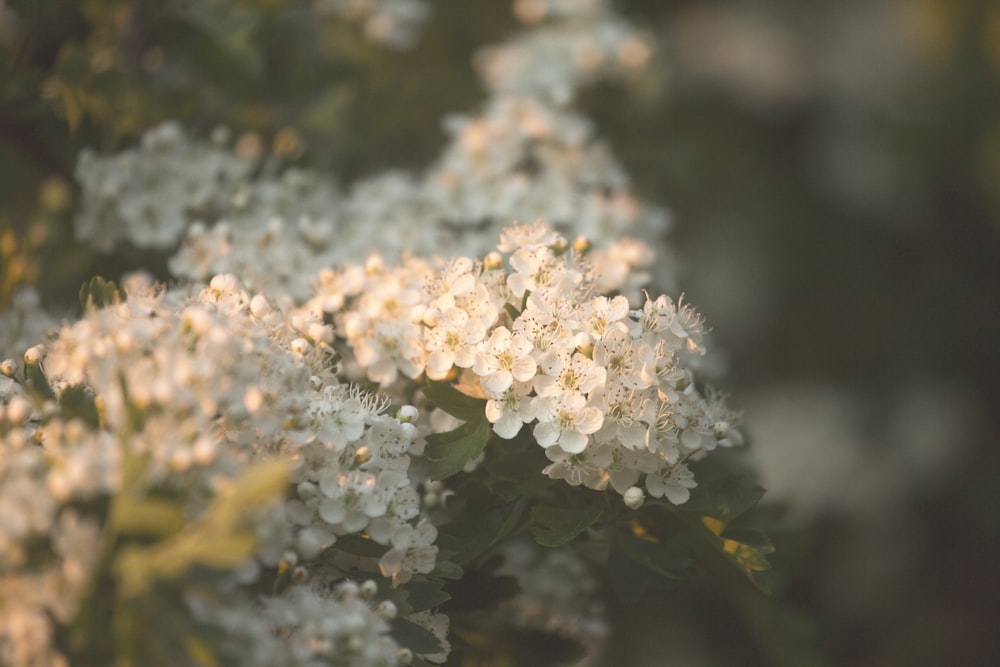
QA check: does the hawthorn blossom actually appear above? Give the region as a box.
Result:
[484,380,536,439]
[532,391,604,454]
[646,463,698,505]
[423,307,486,379]
[379,519,439,586]
[472,327,537,394]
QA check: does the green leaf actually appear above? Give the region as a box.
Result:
[390,617,443,656]
[435,496,525,565]
[403,580,451,612]
[424,418,490,480]
[423,381,488,423]
[503,302,521,320]
[79,276,123,313]
[529,504,603,547]
[698,516,775,592]
[430,560,463,580]
[334,533,389,558]
[607,517,697,602]
[59,384,101,429]
[681,471,766,522]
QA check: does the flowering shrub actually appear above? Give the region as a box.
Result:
[0,1,771,665]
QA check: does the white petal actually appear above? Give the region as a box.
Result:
[483,369,513,394]
[559,430,588,454]
[533,421,560,447]
[575,406,604,435]
[492,414,523,439]
[511,356,537,382]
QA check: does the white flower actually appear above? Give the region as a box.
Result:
[532,391,604,454]
[576,295,630,340]
[424,307,486,379]
[542,443,612,488]
[591,382,647,449]
[646,463,697,505]
[379,519,439,586]
[484,380,536,439]
[472,327,537,394]
[533,349,606,398]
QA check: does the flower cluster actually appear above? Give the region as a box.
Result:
[313,221,742,505]
[1,1,762,665]
[73,1,670,302]
[478,0,653,102]
[0,273,444,666]
[75,123,254,252]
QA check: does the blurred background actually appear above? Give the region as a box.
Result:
[1,0,997,664]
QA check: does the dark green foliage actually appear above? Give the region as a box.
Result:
[424,418,491,481]
[423,381,488,423]
[529,503,603,547]
[391,617,444,656]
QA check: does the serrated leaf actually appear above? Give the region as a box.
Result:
[436,497,524,565]
[403,580,451,612]
[431,560,463,580]
[681,472,765,522]
[423,381,488,423]
[529,504,602,547]
[390,617,443,655]
[424,418,490,480]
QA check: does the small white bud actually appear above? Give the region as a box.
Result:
[359,579,378,597]
[24,345,44,365]
[397,405,419,422]
[0,359,16,376]
[6,395,32,423]
[337,580,358,598]
[422,307,441,327]
[376,600,397,620]
[250,294,272,319]
[624,486,645,510]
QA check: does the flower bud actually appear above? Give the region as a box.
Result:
[623,486,645,510]
[250,293,272,319]
[376,600,397,620]
[24,345,44,365]
[397,404,419,422]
